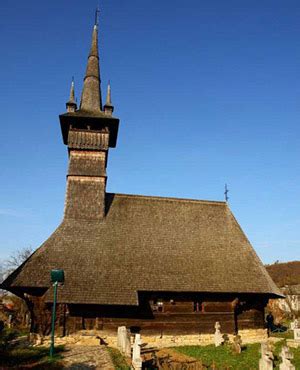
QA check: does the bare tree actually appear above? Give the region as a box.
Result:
[4,247,33,274]
[0,262,5,282]
[1,247,33,329]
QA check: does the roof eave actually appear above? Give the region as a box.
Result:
[59,112,119,147]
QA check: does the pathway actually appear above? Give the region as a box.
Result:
[62,345,115,369]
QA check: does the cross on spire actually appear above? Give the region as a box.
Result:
[95,6,100,27]
[224,184,229,203]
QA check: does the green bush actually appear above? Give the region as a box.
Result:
[0,328,18,350]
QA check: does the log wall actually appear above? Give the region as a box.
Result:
[63,295,266,336]
[25,291,268,336]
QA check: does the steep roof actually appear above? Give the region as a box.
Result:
[80,24,102,112]
[2,193,281,304]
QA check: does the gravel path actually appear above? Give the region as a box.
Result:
[61,345,115,369]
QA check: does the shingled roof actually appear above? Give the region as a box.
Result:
[2,193,282,304]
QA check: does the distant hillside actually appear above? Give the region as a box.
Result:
[266,261,300,287]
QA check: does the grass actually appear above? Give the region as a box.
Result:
[175,343,260,369]
[107,346,130,369]
[270,330,294,340]
[0,334,64,369]
[174,341,300,369]
[0,328,18,350]
[0,347,63,368]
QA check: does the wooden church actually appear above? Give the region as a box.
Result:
[2,14,281,339]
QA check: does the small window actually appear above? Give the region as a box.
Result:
[151,298,165,312]
[157,299,164,312]
[193,301,201,312]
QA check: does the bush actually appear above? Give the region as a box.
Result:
[0,328,18,350]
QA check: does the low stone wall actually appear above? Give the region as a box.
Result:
[35,328,267,348]
[238,329,268,344]
[287,339,300,349]
[112,329,267,348]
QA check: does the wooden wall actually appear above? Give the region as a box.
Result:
[61,293,267,336]
[24,291,268,335]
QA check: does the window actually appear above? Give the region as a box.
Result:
[193,301,202,312]
[157,299,164,312]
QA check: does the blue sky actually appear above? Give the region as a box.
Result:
[0,0,299,264]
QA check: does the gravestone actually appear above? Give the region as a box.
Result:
[214,321,224,347]
[290,318,298,330]
[279,345,295,370]
[259,342,274,370]
[117,326,131,357]
[232,334,242,354]
[293,328,300,342]
[132,333,142,370]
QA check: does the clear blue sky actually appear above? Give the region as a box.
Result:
[0,0,299,264]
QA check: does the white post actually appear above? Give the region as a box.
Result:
[259,342,274,370]
[8,314,12,329]
[117,326,131,356]
[131,333,142,370]
[214,321,224,347]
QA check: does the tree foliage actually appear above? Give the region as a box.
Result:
[265,261,300,287]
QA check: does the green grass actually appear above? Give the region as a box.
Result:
[0,328,18,350]
[0,327,64,367]
[270,330,294,340]
[107,346,130,369]
[175,343,260,369]
[173,341,300,370]
[0,345,64,368]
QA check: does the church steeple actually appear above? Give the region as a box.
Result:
[59,11,119,220]
[80,22,102,112]
[60,14,119,148]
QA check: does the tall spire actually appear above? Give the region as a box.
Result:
[66,77,77,113]
[80,11,102,112]
[104,81,114,116]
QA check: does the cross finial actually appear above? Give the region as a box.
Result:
[95,6,100,27]
[224,184,229,202]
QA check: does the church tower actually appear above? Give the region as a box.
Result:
[59,20,119,220]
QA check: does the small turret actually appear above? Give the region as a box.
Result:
[66,78,77,113]
[104,81,114,116]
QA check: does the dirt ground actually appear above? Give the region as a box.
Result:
[143,348,206,369]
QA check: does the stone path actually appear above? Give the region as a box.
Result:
[61,345,115,369]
